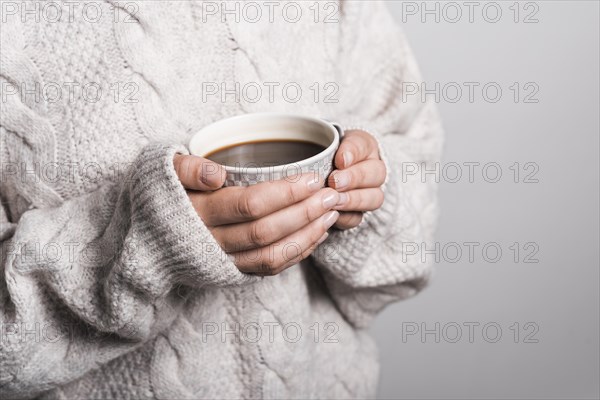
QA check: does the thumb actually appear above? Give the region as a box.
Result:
[173,154,226,191]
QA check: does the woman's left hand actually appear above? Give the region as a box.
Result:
[328,130,387,230]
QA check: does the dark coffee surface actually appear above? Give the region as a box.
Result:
[205,140,326,167]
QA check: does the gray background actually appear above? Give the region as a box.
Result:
[372,1,600,399]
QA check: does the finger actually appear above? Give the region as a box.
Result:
[334,212,363,230]
[333,188,384,212]
[190,173,323,226]
[334,130,379,169]
[173,154,226,191]
[232,210,339,276]
[328,159,386,191]
[212,188,340,252]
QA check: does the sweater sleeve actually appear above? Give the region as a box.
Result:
[311,1,444,328]
[0,142,256,398]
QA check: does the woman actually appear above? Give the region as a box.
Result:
[0,1,443,398]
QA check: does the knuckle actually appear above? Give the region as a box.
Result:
[342,191,355,209]
[352,133,369,148]
[257,258,279,276]
[303,204,313,224]
[231,255,244,270]
[357,164,369,184]
[249,220,272,247]
[283,181,299,204]
[356,193,368,210]
[238,193,263,219]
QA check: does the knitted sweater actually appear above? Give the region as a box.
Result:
[0,1,443,399]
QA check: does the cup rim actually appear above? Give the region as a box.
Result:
[189,112,340,175]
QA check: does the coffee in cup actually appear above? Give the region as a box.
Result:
[205,139,327,168]
[189,113,341,187]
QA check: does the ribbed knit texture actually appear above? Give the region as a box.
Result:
[0,1,443,399]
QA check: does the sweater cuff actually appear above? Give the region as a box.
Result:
[127,143,258,290]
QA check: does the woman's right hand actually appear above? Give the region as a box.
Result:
[173,154,340,276]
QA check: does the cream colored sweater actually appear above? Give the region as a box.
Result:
[0,1,443,398]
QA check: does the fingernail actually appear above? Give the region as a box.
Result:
[201,161,222,178]
[343,151,354,168]
[316,232,329,245]
[322,192,339,209]
[322,210,339,229]
[332,171,350,190]
[337,192,349,206]
[307,176,322,192]
[200,174,223,189]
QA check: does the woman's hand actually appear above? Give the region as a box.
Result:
[173,154,341,276]
[328,130,387,230]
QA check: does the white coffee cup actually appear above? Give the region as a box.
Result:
[189,113,341,187]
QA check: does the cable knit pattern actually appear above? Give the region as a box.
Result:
[0,1,443,399]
